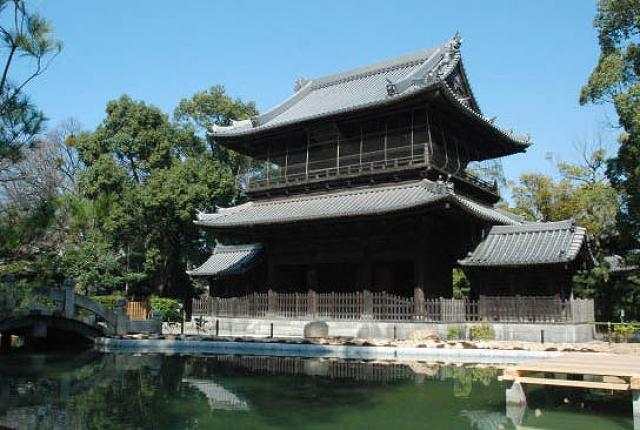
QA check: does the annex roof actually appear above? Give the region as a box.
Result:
[458,220,593,268]
[210,34,530,147]
[187,244,262,278]
[604,255,637,275]
[195,179,519,229]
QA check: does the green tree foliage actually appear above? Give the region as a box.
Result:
[509,148,620,250]
[452,268,470,299]
[149,296,181,322]
[580,0,640,250]
[59,233,124,296]
[507,145,640,320]
[74,95,240,299]
[174,85,260,190]
[0,0,62,162]
[0,121,87,287]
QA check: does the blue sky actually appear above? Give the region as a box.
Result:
[26,0,615,182]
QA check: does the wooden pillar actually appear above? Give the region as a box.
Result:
[306,248,318,291]
[414,257,425,290]
[267,258,277,290]
[306,266,318,291]
[422,250,453,298]
[359,246,372,290]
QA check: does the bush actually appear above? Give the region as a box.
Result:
[149,296,181,322]
[613,323,636,342]
[90,293,124,310]
[469,323,495,341]
[447,326,464,340]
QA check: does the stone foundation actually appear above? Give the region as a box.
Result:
[165,317,595,343]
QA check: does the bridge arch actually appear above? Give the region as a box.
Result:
[0,315,104,343]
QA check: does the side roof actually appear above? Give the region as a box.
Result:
[187,244,263,278]
[210,34,530,147]
[459,220,594,268]
[195,179,520,230]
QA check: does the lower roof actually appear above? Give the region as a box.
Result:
[195,179,521,230]
[187,244,263,278]
[458,220,593,268]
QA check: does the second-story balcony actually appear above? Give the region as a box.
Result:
[243,143,499,201]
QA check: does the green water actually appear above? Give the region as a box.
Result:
[0,351,633,429]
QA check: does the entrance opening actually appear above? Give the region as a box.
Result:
[317,263,359,292]
[373,260,414,296]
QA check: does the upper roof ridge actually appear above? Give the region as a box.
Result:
[309,44,446,90]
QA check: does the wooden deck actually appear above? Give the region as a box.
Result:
[501,353,640,391]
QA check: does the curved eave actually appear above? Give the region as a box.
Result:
[458,226,596,269]
[210,72,529,159]
[438,83,531,151]
[211,81,530,156]
[458,258,581,269]
[209,81,440,140]
[194,194,519,232]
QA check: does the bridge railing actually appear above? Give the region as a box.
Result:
[0,276,162,336]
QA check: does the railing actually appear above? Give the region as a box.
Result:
[245,143,498,195]
[192,291,595,324]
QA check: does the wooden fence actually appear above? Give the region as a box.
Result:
[192,291,595,323]
[126,301,150,320]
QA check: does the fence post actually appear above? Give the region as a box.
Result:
[268,289,277,317]
[307,290,317,319]
[413,287,425,321]
[363,290,373,320]
[440,297,448,322]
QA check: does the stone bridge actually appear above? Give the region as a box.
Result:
[0,277,162,348]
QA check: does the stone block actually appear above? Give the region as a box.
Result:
[304,321,329,338]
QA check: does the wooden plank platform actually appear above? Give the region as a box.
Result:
[501,353,640,391]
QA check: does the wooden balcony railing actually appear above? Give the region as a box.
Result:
[243,143,498,195]
[192,291,595,324]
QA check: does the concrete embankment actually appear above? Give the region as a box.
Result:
[95,337,562,364]
[163,317,595,343]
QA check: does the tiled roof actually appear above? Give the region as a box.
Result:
[459,220,591,267]
[210,35,529,146]
[187,244,262,278]
[604,255,637,274]
[195,179,519,229]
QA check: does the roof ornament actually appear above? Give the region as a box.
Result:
[385,78,397,96]
[448,32,463,51]
[488,116,497,124]
[294,77,309,92]
[523,133,531,143]
[435,33,463,79]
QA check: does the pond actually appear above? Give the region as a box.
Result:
[0,351,633,429]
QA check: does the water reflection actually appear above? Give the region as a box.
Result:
[0,352,632,429]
